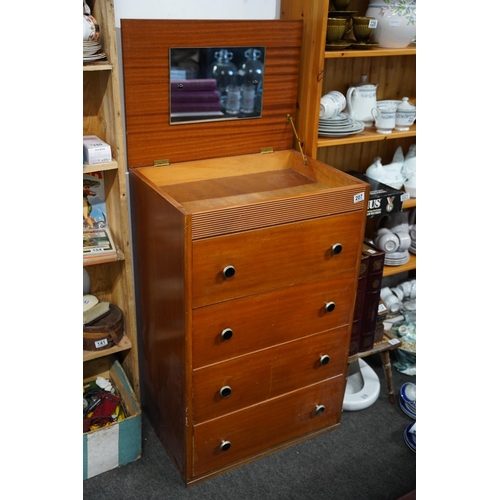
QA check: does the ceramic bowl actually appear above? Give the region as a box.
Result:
[400,382,416,406]
[331,0,351,11]
[326,22,346,43]
[352,17,375,42]
[353,24,373,42]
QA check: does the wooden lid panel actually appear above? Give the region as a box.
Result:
[121,20,303,168]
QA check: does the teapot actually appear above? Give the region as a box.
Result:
[346,74,378,125]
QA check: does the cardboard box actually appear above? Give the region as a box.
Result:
[83,358,141,479]
[83,135,112,164]
[347,171,408,217]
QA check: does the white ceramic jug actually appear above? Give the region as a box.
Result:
[346,75,378,125]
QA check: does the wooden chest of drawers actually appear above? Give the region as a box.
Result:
[129,152,368,484]
[122,19,369,485]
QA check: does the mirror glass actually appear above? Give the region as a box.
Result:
[170,46,266,124]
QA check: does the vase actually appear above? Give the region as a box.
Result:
[366,1,416,48]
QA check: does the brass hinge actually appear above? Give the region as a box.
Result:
[154,159,170,167]
[260,147,274,154]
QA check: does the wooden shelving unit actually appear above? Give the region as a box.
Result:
[83,0,140,399]
[281,0,416,369]
[280,0,416,280]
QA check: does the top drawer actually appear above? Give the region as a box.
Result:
[192,211,364,308]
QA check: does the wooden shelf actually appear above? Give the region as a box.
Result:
[383,252,416,277]
[83,159,119,174]
[402,197,416,209]
[83,61,113,72]
[83,0,140,399]
[83,249,125,267]
[324,46,416,59]
[317,124,416,148]
[83,334,132,362]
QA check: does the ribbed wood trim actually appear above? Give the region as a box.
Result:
[191,188,363,239]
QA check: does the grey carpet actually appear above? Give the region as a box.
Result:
[83,353,416,499]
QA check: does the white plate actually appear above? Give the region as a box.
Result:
[319,113,350,122]
[83,53,107,61]
[385,259,410,266]
[318,130,364,138]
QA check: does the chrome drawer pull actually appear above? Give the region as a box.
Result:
[220,440,231,451]
[315,405,325,415]
[319,354,330,365]
[219,386,232,398]
[221,328,233,341]
[325,301,336,313]
[223,265,236,279]
[331,243,343,255]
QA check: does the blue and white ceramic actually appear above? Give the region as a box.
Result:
[400,382,416,406]
[399,395,416,419]
[403,422,416,452]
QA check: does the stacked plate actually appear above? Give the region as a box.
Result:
[318,113,365,138]
[409,224,416,255]
[83,41,107,62]
[399,382,416,419]
[384,249,410,266]
[403,422,416,453]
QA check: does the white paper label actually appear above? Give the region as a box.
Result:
[368,20,378,29]
[388,338,399,345]
[378,303,387,313]
[95,338,109,348]
[354,192,365,203]
[400,192,410,201]
[389,19,401,27]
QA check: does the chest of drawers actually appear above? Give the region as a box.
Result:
[122,19,369,485]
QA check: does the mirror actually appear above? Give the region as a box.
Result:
[170,46,265,124]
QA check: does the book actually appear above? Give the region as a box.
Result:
[83,227,117,259]
[83,171,107,229]
[358,242,385,352]
[83,171,119,262]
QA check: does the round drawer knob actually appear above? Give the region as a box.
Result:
[319,354,330,365]
[220,440,231,451]
[223,266,236,279]
[221,328,233,341]
[219,386,232,398]
[331,243,343,255]
[315,405,325,415]
[325,302,336,313]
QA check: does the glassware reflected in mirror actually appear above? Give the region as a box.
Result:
[169,46,265,125]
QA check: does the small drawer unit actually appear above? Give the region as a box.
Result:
[122,19,369,485]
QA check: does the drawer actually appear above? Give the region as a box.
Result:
[191,211,364,308]
[193,326,349,423]
[192,273,355,368]
[193,376,344,477]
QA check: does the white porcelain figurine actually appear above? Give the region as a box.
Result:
[365,146,406,189]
